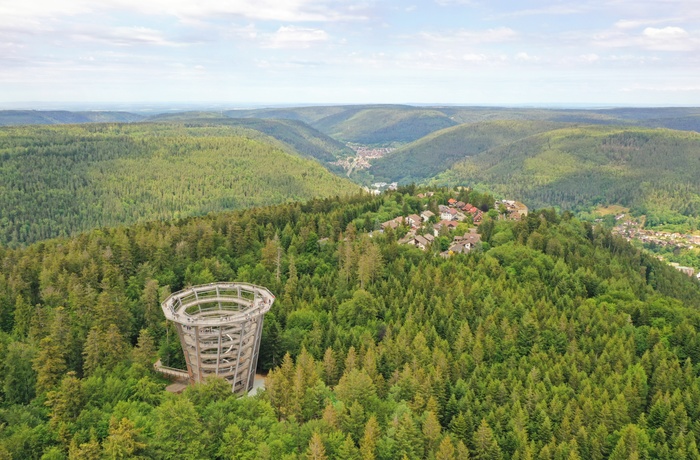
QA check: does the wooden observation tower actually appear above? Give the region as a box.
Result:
[159,282,274,394]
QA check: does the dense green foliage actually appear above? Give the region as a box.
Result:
[178,117,355,165]
[433,126,700,228]
[0,110,144,126]
[314,108,457,145]
[0,123,359,246]
[1,190,700,459]
[371,120,565,183]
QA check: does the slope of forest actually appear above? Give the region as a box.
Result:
[3,106,698,147]
[433,126,700,227]
[312,107,458,145]
[0,123,359,246]
[175,117,355,165]
[0,110,144,126]
[226,105,700,146]
[0,190,699,459]
[370,120,566,183]
[228,104,459,145]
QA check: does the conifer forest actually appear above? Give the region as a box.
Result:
[0,187,699,459]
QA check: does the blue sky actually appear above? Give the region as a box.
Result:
[1,0,699,107]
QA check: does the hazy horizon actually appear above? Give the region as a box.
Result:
[2,101,700,114]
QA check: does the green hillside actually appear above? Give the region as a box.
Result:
[226,105,700,148]
[228,104,458,145]
[146,111,225,121]
[0,190,699,459]
[177,117,355,164]
[0,110,144,126]
[371,120,566,183]
[0,123,359,246]
[314,107,457,144]
[434,126,700,224]
[225,105,350,125]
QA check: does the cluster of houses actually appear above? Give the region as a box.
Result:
[380,206,483,257]
[669,263,700,281]
[613,218,700,250]
[376,195,528,257]
[496,200,529,220]
[369,182,399,194]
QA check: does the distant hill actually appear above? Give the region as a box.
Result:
[370,120,566,183]
[0,110,144,125]
[167,117,355,165]
[227,104,458,145]
[225,105,349,124]
[433,126,700,222]
[0,123,359,246]
[3,106,699,145]
[146,111,224,121]
[312,107,458,144]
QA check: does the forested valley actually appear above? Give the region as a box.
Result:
[431,126,700,230]
[0,123,358,247]
[1,189,699,459]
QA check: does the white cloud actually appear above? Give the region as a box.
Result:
[515,52,539,62]
[265,26,329,49]
[72,26,185,47]
[594,24,699,52]
[491,4,585,18]
[614,18,680,29]
[418,27,517,44]
[579,53,600,62]
[462,53,487,62]
[434,0,476,5]
[643,26,688,39]
[0,0,366,27]
[642,26,691,50]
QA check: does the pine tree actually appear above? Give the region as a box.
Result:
[473,419,502,460]
[33,336,67,394]
[82,324,128,375]
[102,417,147,459]
[360,416,380,460]
[436,435,456,460]
[141,278,162,331]
[394,411,420,460]
[12,294,32,338]
[306,432,328,460]
[336,434,360,460]
[608,424,650,460]
[343,400,367,443]
[423,410,442,456]
[3,341,36,404]
[132,328,157,369]
[322,347,339,386]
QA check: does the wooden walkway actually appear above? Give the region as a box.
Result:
[154,359,190,380]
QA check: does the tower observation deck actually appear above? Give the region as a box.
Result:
[160,282,275,394]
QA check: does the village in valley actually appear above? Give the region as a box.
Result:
[611,214,700,280]
[377,191,528,257]
[331,144,396,176]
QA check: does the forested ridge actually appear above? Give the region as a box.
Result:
[0,189,699,459]
[0,123,359,246]
[224,105,700,147]
[0,111,144,126]
[432,126,700,229]
[171,117,356,165]
[370,121,567,184]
